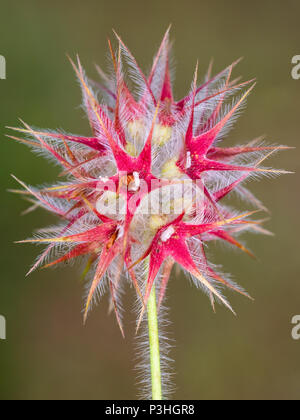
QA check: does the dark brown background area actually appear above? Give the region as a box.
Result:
[0,0,299,400]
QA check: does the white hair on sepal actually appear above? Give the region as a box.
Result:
[183,246,239,314]
[23,214,93,272]
[105,256,127,330]
[161,116,184,152]
[51,130,97,154]
[118,92,138,130]
[94,47,118,96]
[166,39,176,88]
[78,211,100,226]
[202,169,233,193]
[148,44,168,101]
[213,92,249,145]
[134,278,175,400]
[83,255,113,307]
[9,129,63,167]
[204,228,248,252]
[102,48,119,91]
[88,73,116,111]
[132,106,157,153]
[32,182,86,211]
[118,40,151,104]
[203,170,262,209]
[73,155,115,179]
[18,197,47,217]
[186,237,208,271]
[74,61,105,130]
[195,79,244,137]
[231,147,274,167]
[17,126,112,173]
[193,70,233,126]
[203,168,279,209]
[226,219,273,237]
[203,221,261,258]
[75,65,121,157]
[207,264,249,300]
[13,180,73,217]
[201,243,253,298]
[220,163,289,184]
[49,243,74,267]
[55,141,112,177]
[148,35,175,103]
[26,212,102,243]
[88,102,118,148]
[205,65,232,89]
[123,102,156,157]
[191,73,212,125]
[29,240,70,266]
[175,100,191,132]
[231,146,291,178]
[33,222,71,235]
[27,247,53,272]
[233,185,268,212]
[116,54,145,127]
[192,239,249,297]
[21,136,69,169]
[193,74,230,121]
[28,231,71,265]
[186,267,231,310]
[41,194,72,215]
[47,248,89,271]
[23,231,74,246]
[247,223,274,236]
[196,65,230,98]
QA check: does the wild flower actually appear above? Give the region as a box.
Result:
[8,27,290,399]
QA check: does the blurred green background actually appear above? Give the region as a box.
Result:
[0,0,299,400]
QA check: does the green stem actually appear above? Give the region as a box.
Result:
[147,285,162,400]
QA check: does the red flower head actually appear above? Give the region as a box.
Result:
[9,28,290,336]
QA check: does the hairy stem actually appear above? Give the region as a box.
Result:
[147,285,162,400]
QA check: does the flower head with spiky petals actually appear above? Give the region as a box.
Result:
[8,28,290,337]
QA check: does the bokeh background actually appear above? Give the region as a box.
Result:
[0,0,299,400]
